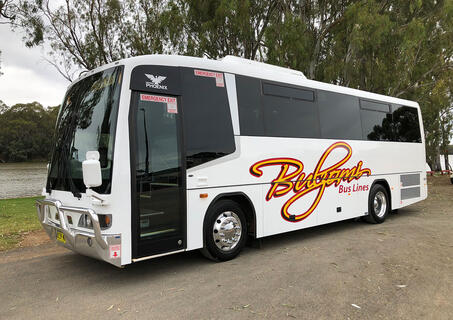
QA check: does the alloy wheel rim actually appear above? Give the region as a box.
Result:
[373,191,387,218]
[213,211,242,252]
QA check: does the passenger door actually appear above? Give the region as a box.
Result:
[131,92,185,258]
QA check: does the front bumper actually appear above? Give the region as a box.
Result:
[36,198,122,267]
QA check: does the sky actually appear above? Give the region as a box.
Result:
[0,24,69,108]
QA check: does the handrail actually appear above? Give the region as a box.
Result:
[36,198,108,249]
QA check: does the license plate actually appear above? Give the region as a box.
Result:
[56,231,66,244]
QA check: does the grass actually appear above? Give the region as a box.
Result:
[0,196,43,251]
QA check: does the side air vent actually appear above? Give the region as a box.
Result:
[400,173,420,187]
[401,187,420,200]
[400,173,421,200]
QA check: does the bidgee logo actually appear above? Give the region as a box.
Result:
[250,142,371,223]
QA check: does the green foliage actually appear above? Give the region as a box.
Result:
[0,100,6,114]
[0,102,59,162]
[169,0,282,60]
[4,0,453,166]
[0,196,43,251]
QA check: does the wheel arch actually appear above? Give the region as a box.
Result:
[370,179,392,211]
[203,192,257,244]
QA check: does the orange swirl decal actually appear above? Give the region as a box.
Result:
[250,142,371,223]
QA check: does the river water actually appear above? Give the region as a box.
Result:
[0,162,48,199]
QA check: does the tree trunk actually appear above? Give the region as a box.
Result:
[433,150,442,171]
[444,150,451,171]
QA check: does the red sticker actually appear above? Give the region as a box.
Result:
[140,94,178,114]
[194,69,224,87]
[109,245,121,259]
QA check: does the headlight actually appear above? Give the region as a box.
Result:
[78,214,93,229]
[78,214,112,229]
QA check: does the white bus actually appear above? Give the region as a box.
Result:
[36,55,427,267]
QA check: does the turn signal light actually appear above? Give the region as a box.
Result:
[78,214,112,230]
[99,214,112,229]
[200,193,208,198]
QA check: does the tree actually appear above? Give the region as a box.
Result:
[265,0,359,79]
[7,0,175,81]
[0,102,59,162]
[0,0,15,20]
[167,0,284,60]
[0,100,7,114]
[5,0,453,167]
[1,0,16,76]
[436,78,453,171]
[264,0,453,169]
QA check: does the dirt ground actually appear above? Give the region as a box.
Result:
[18,229,50,248]
[0,176,452,319]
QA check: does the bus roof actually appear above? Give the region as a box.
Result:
[79,54,419,109]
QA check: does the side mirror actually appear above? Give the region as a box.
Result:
[82,151,102,188]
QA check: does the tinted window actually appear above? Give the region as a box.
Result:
[360,99,392,141]
[236,75,264,136]
[360,99,390,113]
[318,91,362,140]
[135,98,180,176]
[392,105,422,143]
[237,76,319,138]
[361,109,393,141]
[237,76,421,143]
[47,66,122,195]
[182,68,235,168]
[262,82,314,101]
[262,89,320,138]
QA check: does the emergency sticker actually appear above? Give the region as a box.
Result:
[194,69,224,87]
[167,99,178,113]
[109,244,121,259]
[140,94,178,114]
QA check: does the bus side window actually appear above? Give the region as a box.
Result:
[359,99,393,141]
[261,83,319,138]
[182,68,236,169]
[236,75,265,136]
[237,76,320,139]
[392,105,422,143]
[318,90,362,140]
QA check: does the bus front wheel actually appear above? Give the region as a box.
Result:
[364,184,389,224]
[202,200,248,261]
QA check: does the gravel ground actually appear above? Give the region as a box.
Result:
[0,176,452,320]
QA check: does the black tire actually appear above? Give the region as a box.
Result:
[201,200,248,262]
[364,184,390,224]
[450,178,453,184]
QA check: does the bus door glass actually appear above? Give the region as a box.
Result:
[132,92,185,257]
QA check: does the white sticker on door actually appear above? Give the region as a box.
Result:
[167,99,178,113]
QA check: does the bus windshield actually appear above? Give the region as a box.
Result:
[47,66,123,196]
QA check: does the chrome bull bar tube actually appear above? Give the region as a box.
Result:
[36,198,108,249]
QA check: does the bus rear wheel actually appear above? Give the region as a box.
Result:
[202,200,247,261]
[364,184,389,224]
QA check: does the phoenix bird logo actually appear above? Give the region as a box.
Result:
[145,74,166,85]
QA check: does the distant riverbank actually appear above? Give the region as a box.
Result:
[0,162,47,199]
